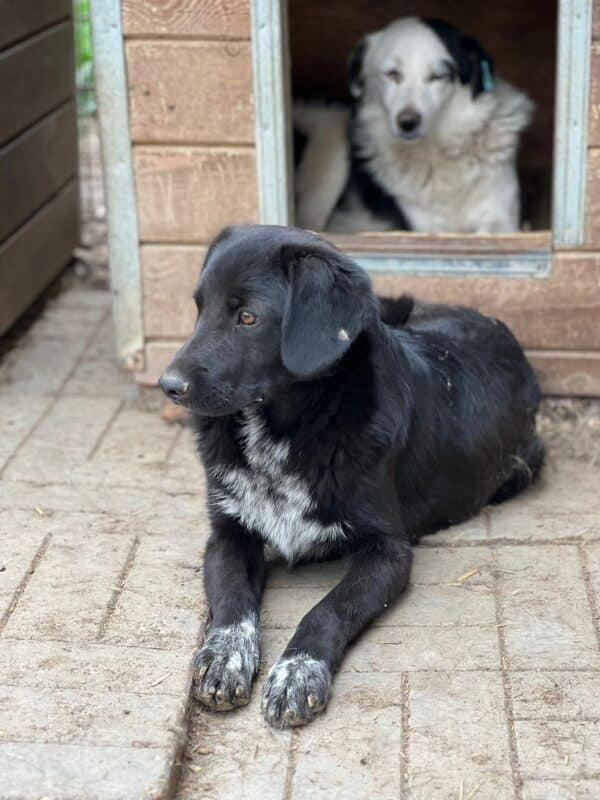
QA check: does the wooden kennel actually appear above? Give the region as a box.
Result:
[94,0,600,395]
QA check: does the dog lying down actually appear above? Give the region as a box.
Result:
[294,16,534,233]
[159,224,543,727]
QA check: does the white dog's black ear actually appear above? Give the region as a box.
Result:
[423,18,494,98]
[348,36,369,98]
[281,247,373,378]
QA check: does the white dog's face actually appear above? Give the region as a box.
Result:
[351,18,483,141]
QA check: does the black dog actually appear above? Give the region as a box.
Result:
[159,224,543,727]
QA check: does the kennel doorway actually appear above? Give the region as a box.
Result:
[252,0,589,274]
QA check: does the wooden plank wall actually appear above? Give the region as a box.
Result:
[127,0,600,396]
[0,2,78,334]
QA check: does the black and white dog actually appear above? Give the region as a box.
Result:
[159,224,543,727]
[295,17,534,233]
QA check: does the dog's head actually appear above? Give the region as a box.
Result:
[349,16,494,141]
[159,225,377,415]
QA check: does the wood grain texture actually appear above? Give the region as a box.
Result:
[121,0,250,39]
[585,148,600,245]
[0,102,77,241]
[590,43,600,146]
[142,245,205,337]
[329,232,552,255]
[137,340,600,398]
[137,245,600,350]
[0,23,74,145]
[373,254,600,351]
[0,0,71,50]
[126,41,254,143]
[0,182,78,335]
[527,351,600,397]
[133,146,257,242]
[594,0,600,40]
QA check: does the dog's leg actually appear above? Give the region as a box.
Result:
[193,517,264,711]
[262,538,411,727]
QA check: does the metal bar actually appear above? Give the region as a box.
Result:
[552,0,593,247]
[352,252,552,279]
[250,0,294,224]
[89,0,143,367]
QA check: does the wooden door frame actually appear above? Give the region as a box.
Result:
[250,0,592,275]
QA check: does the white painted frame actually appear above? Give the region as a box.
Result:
[250,0,592,273]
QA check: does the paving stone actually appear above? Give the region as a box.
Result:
[290,673,402,800]
[261,624,501,673]
[4,396,123,479]
[515,720,600,780]
[62,317,134,399]
[0,479,205,520]
[24,291,109,339]
[409,671,512,799]
[261,582,496,629]
[265,556,349,588]
[0,336,92,396]
[583,541,600,626]
[0,685,185,747]
[0,742,174,800]
[0,528,47,611]
[418,514,490,545]
[411,545,494,585]
[0,639,191,696]
[488,463,600,541]
[0,395,52,471]
[93,406,179,465]
[497,545,599,670]
[511,671,600,720]
[523,780,600,799]
[176,687,290,800]
[3,532,134,642]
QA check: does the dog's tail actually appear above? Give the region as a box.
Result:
[378,294,415,327]
[489,435,545,505]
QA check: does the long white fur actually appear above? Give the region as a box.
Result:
[296,17,534,234]
[209,408,345,563]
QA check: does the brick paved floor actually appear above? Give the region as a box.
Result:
[1,286,599,800]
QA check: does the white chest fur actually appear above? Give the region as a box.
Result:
[208,409,345,563]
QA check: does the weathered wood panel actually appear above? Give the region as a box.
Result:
[528,351,600,397]
[590,43,600,146]
[0,23,74,145]
[138,340,600,398]
[330,231,552,255]
[142,245,205,337]
[133,146,257,242]
[138,245,600,350]
[373,255,600,351]
[585,148,600,245]
[0,182,78,334]
[594,0,600,40]
[0,0,71,50]
[126,41,253,143]
[0,102,77,241]
[121,0,250,39]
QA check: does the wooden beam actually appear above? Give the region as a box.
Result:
[0,0,71,50]
[0,182,78,335]
[121,0,250,39]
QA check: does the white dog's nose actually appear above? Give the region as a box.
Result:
[397,111,422,135]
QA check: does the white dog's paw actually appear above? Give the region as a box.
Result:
[192,616,259,711]
[261,653,331,727]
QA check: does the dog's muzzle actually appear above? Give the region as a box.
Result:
[158,371,190,403]
[396,111,422,139]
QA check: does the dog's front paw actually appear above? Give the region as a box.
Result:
[261,653,331,728]
[192,616,259,711]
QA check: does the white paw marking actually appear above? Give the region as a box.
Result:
[262,653,331,727]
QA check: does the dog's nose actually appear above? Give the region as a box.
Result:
[397,111,422,134]
[158,372,189,400]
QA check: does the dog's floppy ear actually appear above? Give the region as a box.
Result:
[348,36,369,99]
[423,18,494,98]
[281,247,373,378]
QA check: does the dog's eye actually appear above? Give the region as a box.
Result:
[429,72,450,83]
[238,310,257,326]
[384,69,402,83]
